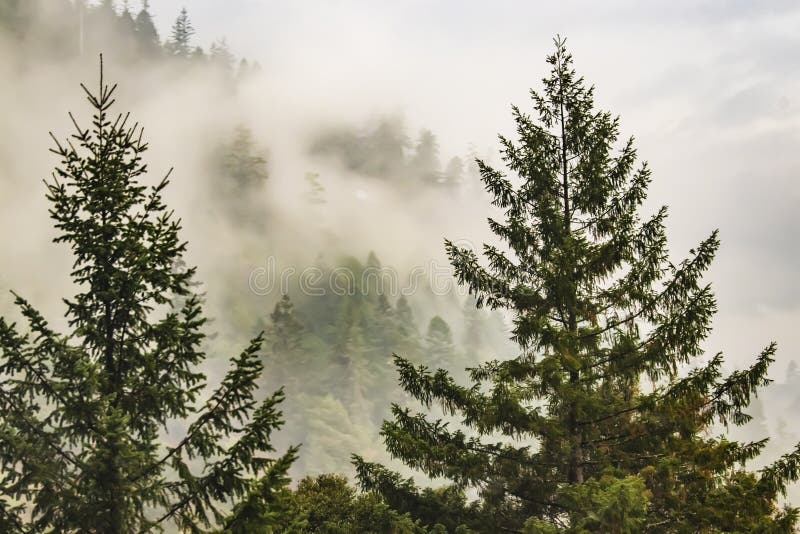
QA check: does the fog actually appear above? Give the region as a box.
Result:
[148,0,800,385]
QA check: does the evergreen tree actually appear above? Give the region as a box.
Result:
[395,295,417,337]
[0,62,296,532]
[370,294,398,362]
[353,461,483,532]
[270,474,427,533]
[357,38,800,532]
[134,0,161,58]
[411,129,442,185]
[365,118,409,178]
[215,125,269,224]
[264,294,306,394]
[364,251,384,299]
[443,156,465,187]
[90,0,118,26]
[119,2,135,31]
[210,37,236,72]
[166,7,194,58]
[191,45,206,62]
[424,316,456,372]
[221,125,269,191]
[83,0,120,55]
[330,301,372,418]
[114,1,139,61]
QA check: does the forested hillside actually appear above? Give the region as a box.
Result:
[0,0,511,482]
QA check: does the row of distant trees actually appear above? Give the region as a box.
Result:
[1,0,256,76]
[311,120,482,189]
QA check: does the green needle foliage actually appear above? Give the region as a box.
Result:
[0,60,296,533]
[356,37,800,532]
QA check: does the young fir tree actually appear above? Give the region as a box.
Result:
[166,7,194,58]
[356,38,800,532]
[0,62,296,533]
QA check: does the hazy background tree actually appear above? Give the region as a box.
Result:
[134,0,161,58]
[166,7,194,58]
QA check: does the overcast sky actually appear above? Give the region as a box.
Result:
[138,1,800,375]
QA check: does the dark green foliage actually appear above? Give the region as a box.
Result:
[360,37,800,532]
[354,458,483,532]
[522,472,649,533]
[220,452,299,534]
[270,474,428,533]
[0,64,295,532]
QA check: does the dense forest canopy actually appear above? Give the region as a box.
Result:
[1,1,800,533]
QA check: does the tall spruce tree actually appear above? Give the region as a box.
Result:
[0,62,296,533]
[356,38,800,532]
